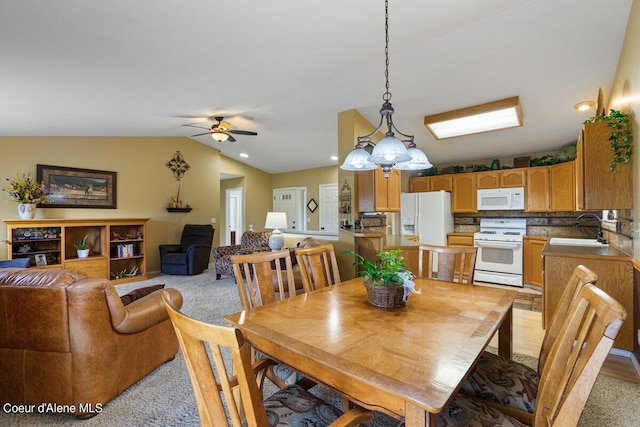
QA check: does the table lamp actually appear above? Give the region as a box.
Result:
[264,212,287,251]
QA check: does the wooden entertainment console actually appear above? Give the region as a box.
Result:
[4,218,149,284]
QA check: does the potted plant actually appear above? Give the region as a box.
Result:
[74,233,90,258]
[344,249,419,308]
[2,172,49,219]
[584,109,633,172]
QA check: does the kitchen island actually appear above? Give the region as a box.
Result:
[341,229,422,275]
[542,242,633,350]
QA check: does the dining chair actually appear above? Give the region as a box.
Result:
[439,282,626,427]
[417,243,477,284]
[230,249,312,389]
[161,291,374,427]
[294,243,341,291]
[458,264,599,424]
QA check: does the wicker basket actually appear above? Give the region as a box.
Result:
[363,282,406,308]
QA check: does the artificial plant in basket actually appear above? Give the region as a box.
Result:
[344,249,421,306]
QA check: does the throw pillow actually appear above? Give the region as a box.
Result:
[120,284,165,306]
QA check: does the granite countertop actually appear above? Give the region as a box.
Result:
[542,240,631,261]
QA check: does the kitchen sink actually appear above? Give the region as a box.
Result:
[548,238,609,247]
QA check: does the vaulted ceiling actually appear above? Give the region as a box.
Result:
[0,0,632,173]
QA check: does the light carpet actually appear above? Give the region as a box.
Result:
[1,268,637,426]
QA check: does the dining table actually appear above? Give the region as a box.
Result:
[224,277,517,427]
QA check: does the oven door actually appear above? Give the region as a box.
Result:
[474,240,523,275]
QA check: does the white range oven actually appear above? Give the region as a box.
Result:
[473,218,527,287]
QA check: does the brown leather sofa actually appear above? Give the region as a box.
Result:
[0,268,183,418]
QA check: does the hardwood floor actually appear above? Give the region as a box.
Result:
[487,298,640,383]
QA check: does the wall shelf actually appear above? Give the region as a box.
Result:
[166,207,192,212]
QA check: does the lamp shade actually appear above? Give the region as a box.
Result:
[367,135,412,164]
[393,146,433,170]
[340,147,377,171]
[211,131,229,142]
[265,212,288,230]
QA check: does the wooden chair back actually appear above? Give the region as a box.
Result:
[417,244,477,284]
[538,264,598,372]
[295,243,341,291]
[231,249,298,311]
[162,291,271,426]
[534,283,626,426]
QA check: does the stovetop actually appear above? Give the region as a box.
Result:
[474,218,527,242]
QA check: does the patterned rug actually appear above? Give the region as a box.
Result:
[1,268,634,426]
[513,292,542,312]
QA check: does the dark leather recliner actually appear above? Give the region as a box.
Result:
[159,224,214,275]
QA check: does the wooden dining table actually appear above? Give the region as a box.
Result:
[224,277,517,427]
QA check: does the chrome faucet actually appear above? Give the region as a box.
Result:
[573,213,606,243]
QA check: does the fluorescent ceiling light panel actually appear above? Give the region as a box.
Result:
[424,96,523,140]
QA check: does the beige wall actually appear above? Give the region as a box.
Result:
[609,0,640,259]
[0,136,221,272]
[270,166,338,231]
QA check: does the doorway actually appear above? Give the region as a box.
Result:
[273,187,307,231]
[225,187,243,245]
[319,183,339,233]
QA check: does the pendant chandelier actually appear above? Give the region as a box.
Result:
[341,0,431,177]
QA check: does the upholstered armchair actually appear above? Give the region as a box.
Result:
[212,230,270,280]
[0,268,183,419]
[159,224,214,276]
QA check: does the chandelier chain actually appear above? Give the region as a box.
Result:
[383,0,391,102]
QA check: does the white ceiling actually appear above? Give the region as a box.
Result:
[0,0,632,174]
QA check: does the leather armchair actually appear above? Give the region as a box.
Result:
[159,224,214,275]
[212,230,270,280]
[0,268,183,418]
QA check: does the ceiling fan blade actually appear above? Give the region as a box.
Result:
[182,124,211,130]
[229,130,258,136]
[227,135,237,142]
[190,132,213,137]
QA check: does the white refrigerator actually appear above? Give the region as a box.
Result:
[400,191,453,245]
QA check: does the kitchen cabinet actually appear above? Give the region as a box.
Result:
[477,172,500,189]
[542,244,633,350]
[549,162,575,211]
[576,121,633,210]
[409,175,452,193]
[452,173,477,213]
[526,163,574,212]
[447,233,474,246]
[500,169,526,187]
[523,236,547,288]
[356,167,400,212]
[526,167,549,212]
[5,218,148,284]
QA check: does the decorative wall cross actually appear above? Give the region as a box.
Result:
[166,151,190,181]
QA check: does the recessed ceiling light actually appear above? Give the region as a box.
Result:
[424,96,523,140]
[330,156,338,161]
[574,101,595,111]
[239,153,249,158]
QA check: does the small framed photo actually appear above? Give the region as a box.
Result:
[35,254,47,266]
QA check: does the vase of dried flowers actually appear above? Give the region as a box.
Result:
[3,172,49,219]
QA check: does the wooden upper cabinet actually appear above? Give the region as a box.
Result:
[452,173,477,213]
[500,169,526,187]
[409,175,452,193]
[477,172,500,189]
[526,167,549,212]
[549,162,575,211]
[356,167,401,212]
[576,121,633,210]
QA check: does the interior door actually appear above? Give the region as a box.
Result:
[273,188,297,230]
[319,183,339,233]
[225,188,243,245]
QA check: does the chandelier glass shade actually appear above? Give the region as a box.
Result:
[340,0,430,178]
[211,131,229,142]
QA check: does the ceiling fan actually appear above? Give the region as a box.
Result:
[184,116,257,142]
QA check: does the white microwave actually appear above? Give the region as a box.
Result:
[477,187,525,211]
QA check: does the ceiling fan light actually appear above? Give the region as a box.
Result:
[367,135,411,164]
[211,131,229,142]
[393,146,433,170]
[340,148,377,171]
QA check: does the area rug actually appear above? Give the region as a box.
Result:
[1,268,636,426]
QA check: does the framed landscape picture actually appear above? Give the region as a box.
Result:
[37,165,117,208]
